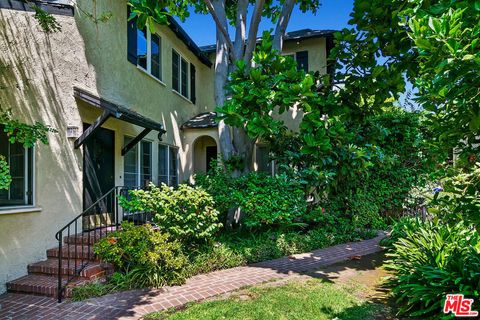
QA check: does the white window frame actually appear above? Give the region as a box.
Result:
[172,49,190,100]
[123,136,153,187]
[0,143,35,210]
[137,28,163,82]
[158,144,179,186]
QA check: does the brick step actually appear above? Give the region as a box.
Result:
[63,227,117,245]
[47,245,97,260]
[6,274,88,298]
[28,258,109,279]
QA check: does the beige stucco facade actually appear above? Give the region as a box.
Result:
[0,0,329,293]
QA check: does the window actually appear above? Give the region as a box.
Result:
[256,145,275,176]
[123,137,152,187]
[158,144,178,186]
[127,15,162,82]
[283,51,309,72]
[0,129,34,208]
[136,28,162,81]
[172,49,196,102]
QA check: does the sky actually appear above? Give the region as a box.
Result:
[177,0,355,47]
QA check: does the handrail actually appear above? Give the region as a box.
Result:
[55,185,151,302]
[55,186,127,303]
[55,186,119,241]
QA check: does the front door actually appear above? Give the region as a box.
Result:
[83,125,115,216]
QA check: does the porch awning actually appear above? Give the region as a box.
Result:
[73,87,166,155]
[181,112,218,129]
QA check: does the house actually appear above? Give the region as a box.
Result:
[0,0,334,296]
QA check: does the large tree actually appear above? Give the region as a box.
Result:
[128,0,321,170]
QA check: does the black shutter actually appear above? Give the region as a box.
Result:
[296,51,309,72]
[172,50,180,92]
[190,63,196,104]
[127,8,137,65]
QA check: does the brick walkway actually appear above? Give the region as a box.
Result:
[0,232,386,320]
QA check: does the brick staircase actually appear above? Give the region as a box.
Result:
[6,229,113,298]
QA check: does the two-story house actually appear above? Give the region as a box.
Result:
[0,0,334,296]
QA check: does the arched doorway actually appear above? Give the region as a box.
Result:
[193,135,218,174]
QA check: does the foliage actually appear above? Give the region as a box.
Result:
[0,156,11,190]
[218,31,319,141]
[144,278,388,320]
[345,0,480,157]
[384,219,480,318]
[429,163,480,227]
[195,169,307,229]
[187,222,377,276]
[119,184,222,244]
[94,222,188,288]
[0,109,56,147]
[0,108,56,190]
[32,5,61,33]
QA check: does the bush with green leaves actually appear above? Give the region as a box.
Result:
[94,222,187,288]
[429,163,480,228]
[119,184,222,244]
[195,170,307,229]
[384,219,480,318]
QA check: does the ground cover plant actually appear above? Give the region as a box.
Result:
[383,218,480,319]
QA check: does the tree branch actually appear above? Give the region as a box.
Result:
[233,0,248,60]
[243,0,265,65]
[273,0,295,52]
[204,0,236,62]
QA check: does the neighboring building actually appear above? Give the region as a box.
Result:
[0,0,334,294]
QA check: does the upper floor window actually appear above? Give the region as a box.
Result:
[284,51,309,72]
[0,129,34,208]
[172,49,196,103]
[127,15,162,82]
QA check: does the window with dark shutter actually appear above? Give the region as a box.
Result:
[296,51,309,72]
[172,50,180,92]
[127,10,137,65]
[180,57,188,97]
[190,63,196,104]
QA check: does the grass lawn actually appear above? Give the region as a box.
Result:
[144,253,395,320]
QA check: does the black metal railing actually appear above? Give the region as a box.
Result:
[55,186,151,302]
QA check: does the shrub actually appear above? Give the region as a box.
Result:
[384,219,480,318]
[119,184,222,244]
[196,170,307,229]
[94,222,188,288]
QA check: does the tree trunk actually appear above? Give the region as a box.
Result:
[273,0,295,52]
[212,0,235,160]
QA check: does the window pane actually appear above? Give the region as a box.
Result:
[257,146,271,174]
[158,144,168,185]
[123,137,138,187]
[0,128,33,207]
[137,28,147,69]
[172,50,180,92]
[169,148,178,186]
[141,141,152,186]
[151,34,161,79]
[181,58,188,97]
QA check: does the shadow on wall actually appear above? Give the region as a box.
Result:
[0,11,84,228]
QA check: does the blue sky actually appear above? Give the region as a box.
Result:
[178,0,354,47]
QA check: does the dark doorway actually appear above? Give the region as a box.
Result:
[206,145,217,172]
[83,125,115,215]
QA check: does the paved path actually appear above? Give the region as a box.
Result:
[0,232,386,320]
